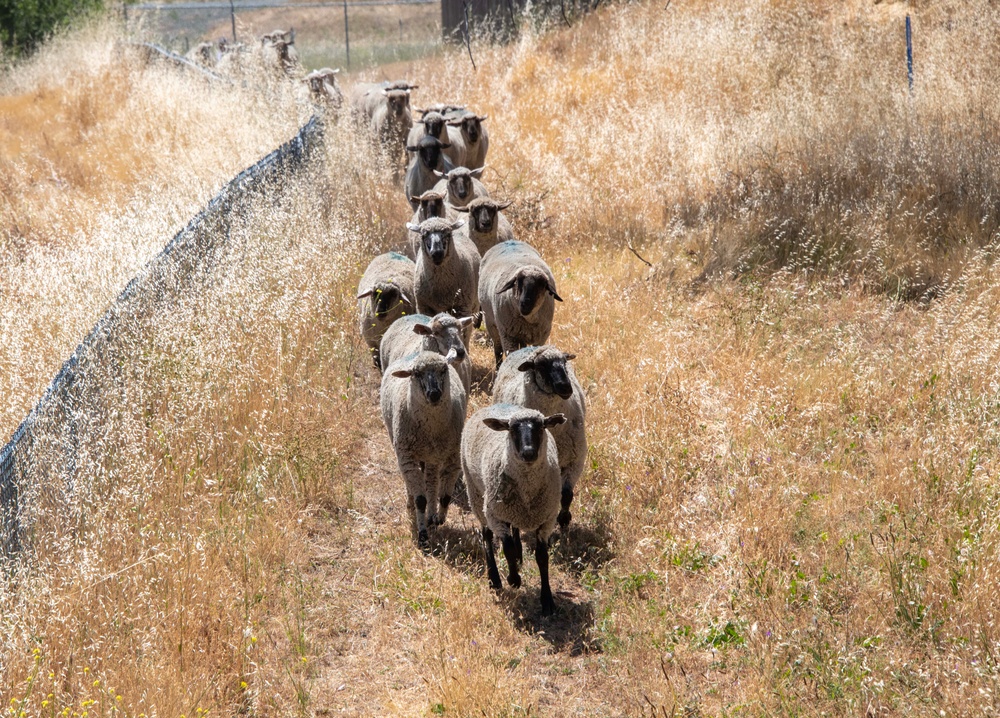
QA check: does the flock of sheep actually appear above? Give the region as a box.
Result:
[353,81,588,617]
[190,29,585,615]
[187,30,344,110]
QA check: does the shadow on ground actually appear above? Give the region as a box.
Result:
[551,521,615,576]
[429,517,604,655]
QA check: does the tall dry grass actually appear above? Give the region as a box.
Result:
[5,1,1000,716]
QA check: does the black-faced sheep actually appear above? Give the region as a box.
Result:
[478,241,562,369]
[461,403,566,615]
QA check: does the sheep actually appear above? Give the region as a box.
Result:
[350,81,418,166]
[455,197,514,256]
[461,403,566,615]
[187,41,217,68]
[260,29,300,78]
[431,166,490,211]
[406,110,449,163]
[407,190,457,257]
[404,136,454,210]
[478,241,562,369]
[445,112,489,169]
[407,217,481,347]
[493,345,587,530]
[303,68,343,113]
[357,252,416,370]
[381,350,467,548]
[379,312,475,394]
[214,40,250,76]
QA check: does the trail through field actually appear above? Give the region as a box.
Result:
[304,340,613,715]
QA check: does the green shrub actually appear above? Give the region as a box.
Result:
[0,0,104,58]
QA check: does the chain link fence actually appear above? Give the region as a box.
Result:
[0,113,326,559]
[126,0,441,69]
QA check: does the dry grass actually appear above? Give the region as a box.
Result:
[5,1,1000,716]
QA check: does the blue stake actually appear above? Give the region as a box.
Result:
[906,15,914,93]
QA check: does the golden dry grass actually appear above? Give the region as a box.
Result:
[5,1,1000,716]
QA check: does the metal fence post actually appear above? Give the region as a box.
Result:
[230,0,237,42]
[906,15,913,94]
[344,0,351,68]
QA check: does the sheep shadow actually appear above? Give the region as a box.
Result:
[550,521,615,577]
[428,519,603,656]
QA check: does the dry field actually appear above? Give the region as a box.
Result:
[5,0,1000,716]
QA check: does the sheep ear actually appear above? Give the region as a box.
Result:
[439,142,451,149]
[457,316,475,328]
[413,106,426,114]
[470,166,485,177]
[413,323,433,336]
[450,220,465,230]
[483,417,510,431]
[445,347,460,364]
[399,291,412,305]
[496,277,517,294]
[497,200,513,211]
[546,281,563,302]
[517,360,534,372]
[564,353,576,361]
[406,145,420,152]
[477,114,488,122]
[391,368,413,378]
[446,118,463,126]
[433,169,446,178]
[381,88,389,95]
[405,222,421,232]
[543,413,567,428]
[357,289,374,299]
[455,205,470,213]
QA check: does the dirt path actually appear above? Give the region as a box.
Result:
[303,340,617,715]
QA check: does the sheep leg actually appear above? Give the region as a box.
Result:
[424,464,442,528]
[501,527,522,588]
[512,526,523,566]
[414,494,430,549]
[436,461,461,526]
[481,527,503,591]
[399,459,429,548]
[372,348,382,371]
[558,484,574,530]
[535,532,555,616]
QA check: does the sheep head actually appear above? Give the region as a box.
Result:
[413,312,474,361]
[420,111,446,140]
[407,135,451,171]
[457,197,511,234]
[434,166,484,202]
[357,281,409,318]
[406,217,464,266]
[390,351,457,405]
[416,191,447,221]
[517,346,577,400]
[483,409,566,463]
[447,114,487,143]
[496,266,562,316]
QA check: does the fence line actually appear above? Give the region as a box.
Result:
[129,1,434,10]
[134,41,232,82]
[0,113,326,559]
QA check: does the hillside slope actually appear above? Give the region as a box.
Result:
[5,2,1000,716]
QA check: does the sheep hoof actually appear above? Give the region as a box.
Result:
[507,572,521,588]
[540,596,556,617]
[417,529,429,549]
[557,509,572,530]
[489,576,503,592]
